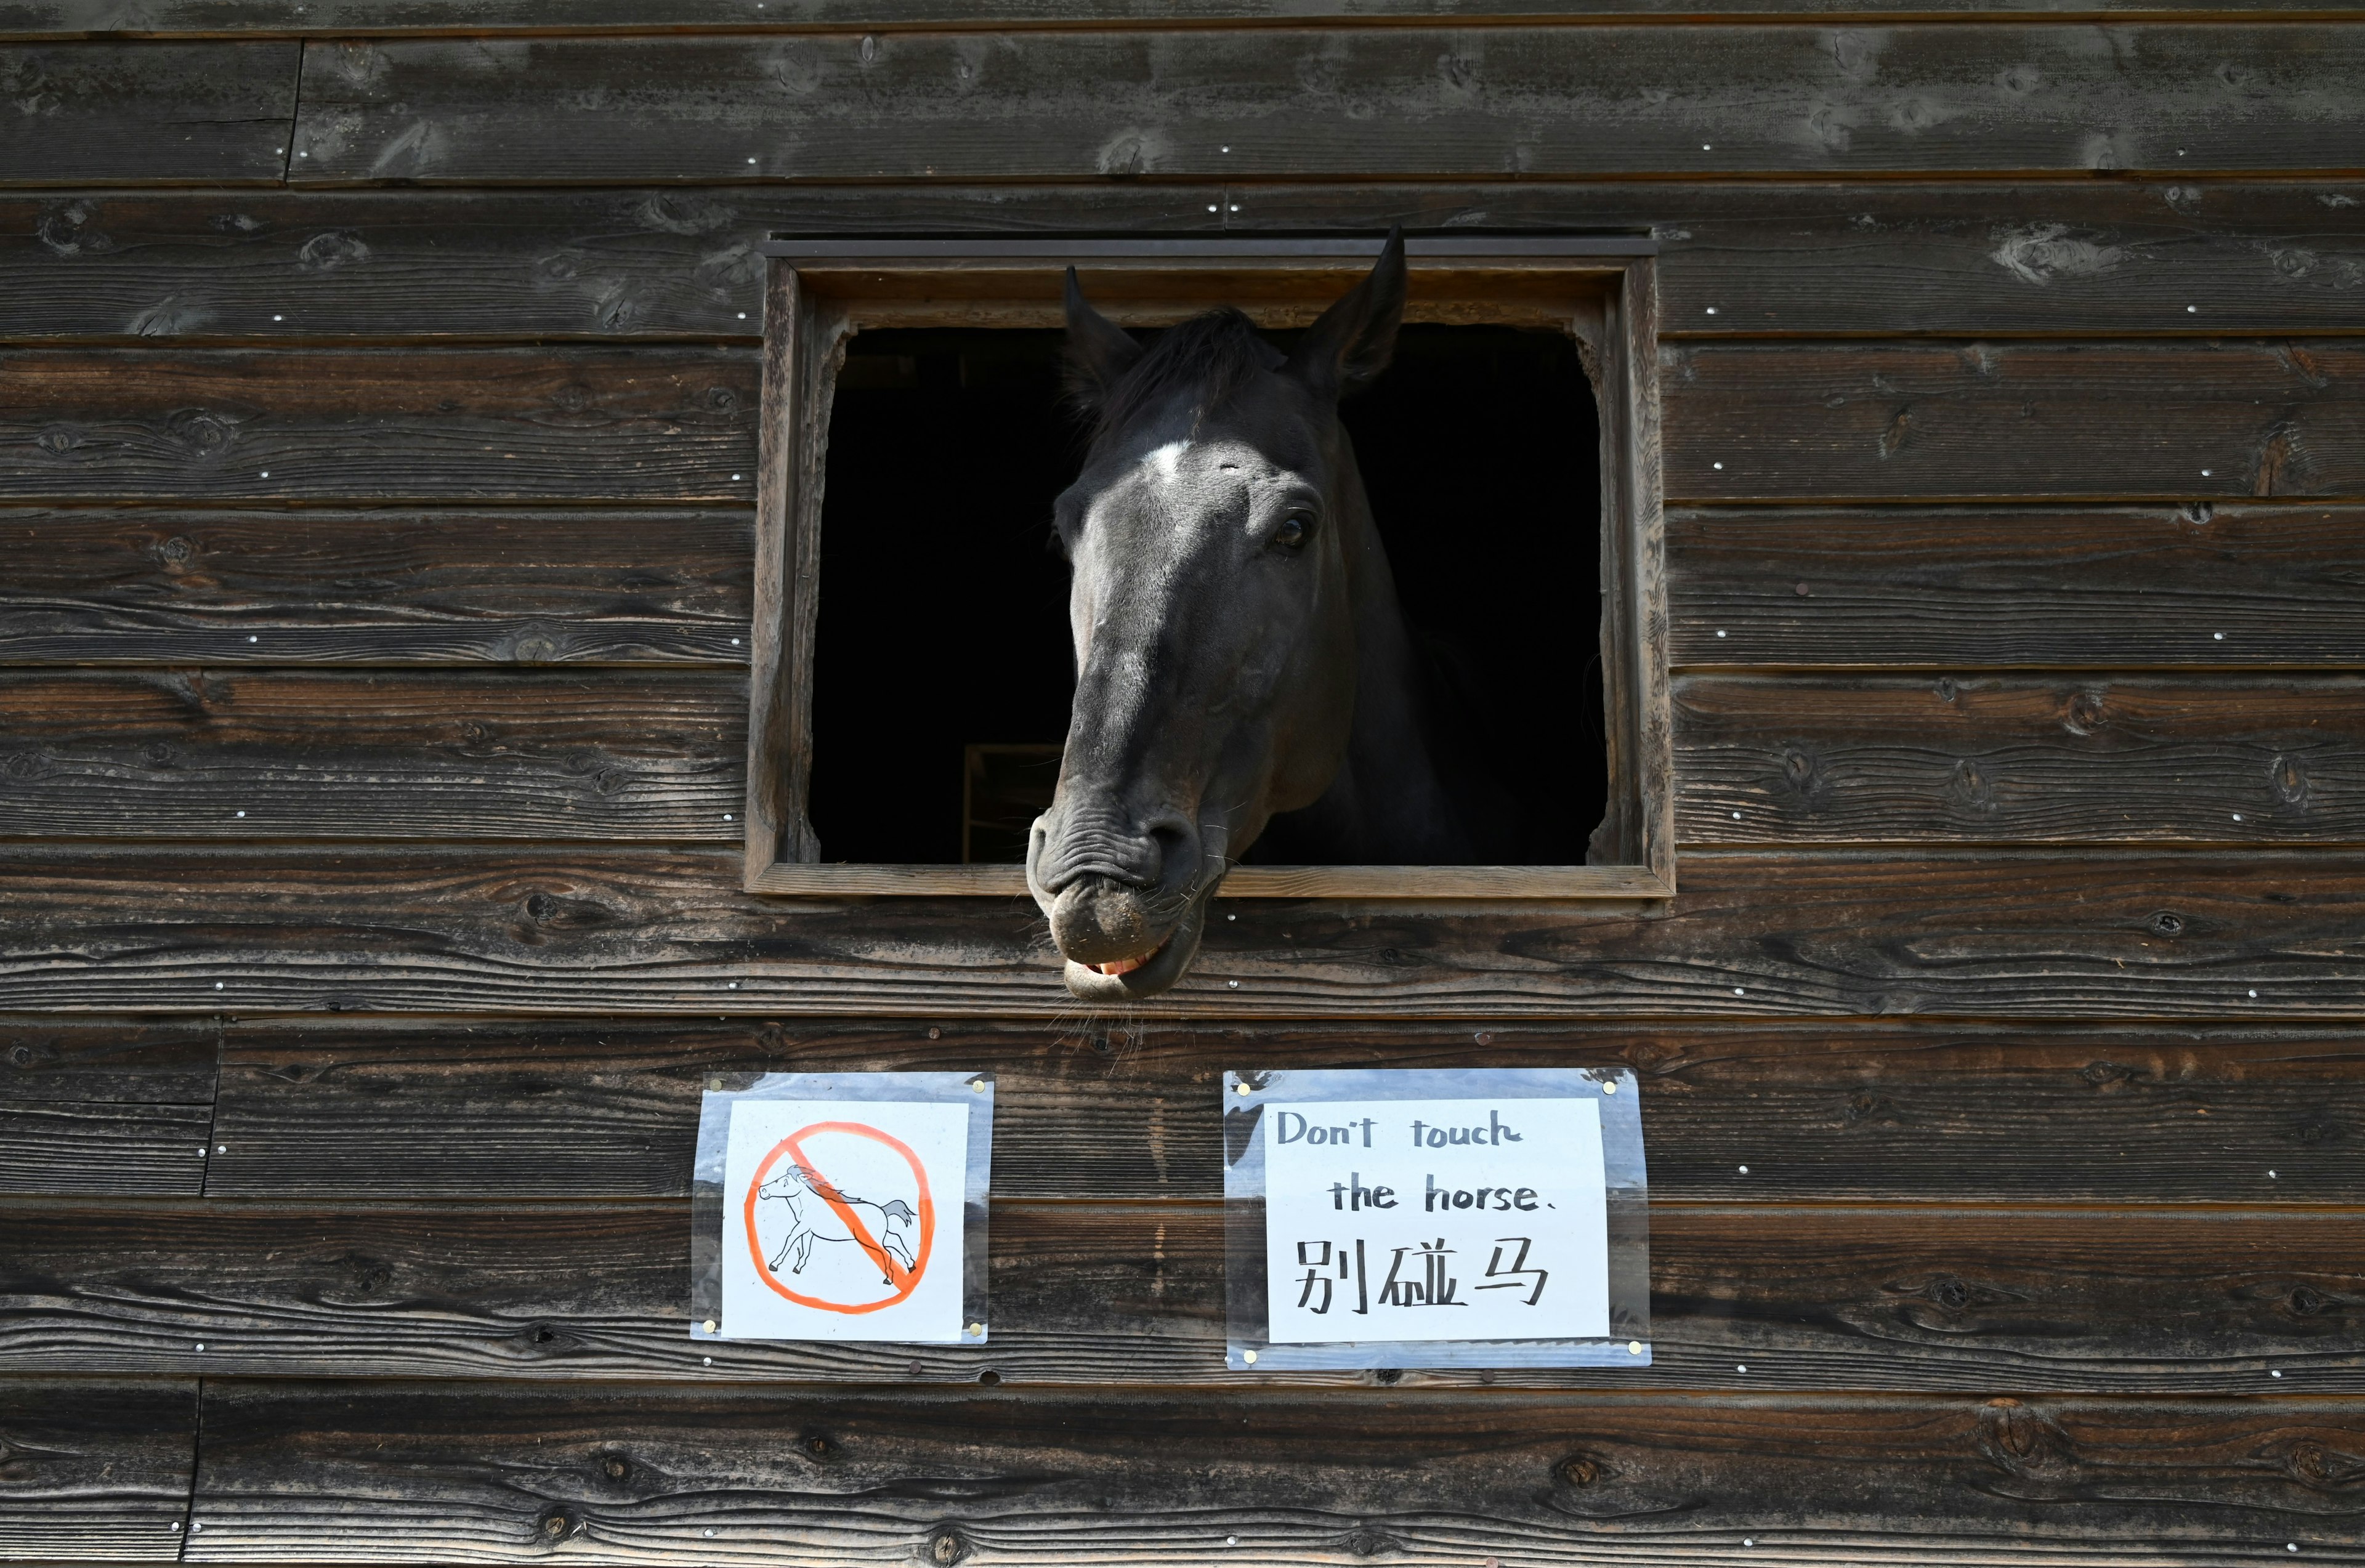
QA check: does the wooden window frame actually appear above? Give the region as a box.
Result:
[745,236,1672,901]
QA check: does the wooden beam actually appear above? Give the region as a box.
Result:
[5,846,2365,1016]
[0,1379,195,1559]
[1668,504,2365,670]
[10,0,2365,37]
[1674,675,2365,846]
[286,29,2365,182]
[1664,340,2365,503]
[0,42,294,185]
[0,347,756,503]
[0,669,743,841]
[6,1198,2361,1392]
[205,1016,2365,1206]
[0,1017,216,1196]
[187,1380,2365,1558]
[9,185,2365,344]
[0,508,750,668]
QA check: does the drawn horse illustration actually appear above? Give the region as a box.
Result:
[755,1163,918,1287]
[1029,232,1524,1001]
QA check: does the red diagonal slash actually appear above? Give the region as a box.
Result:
[781,1123,911,1289]
[744,1120,936,1314]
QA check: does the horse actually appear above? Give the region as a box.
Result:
[1027,232,1524,1001]
[754,1163,918,1287]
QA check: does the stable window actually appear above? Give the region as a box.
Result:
[744,238,1670,900]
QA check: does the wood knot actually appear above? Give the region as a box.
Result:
[2271,755,2311,807]
[1977,1398,2072,1471]
[929,1526,968,1565]
[536,1510,572,1542]
[2289,1285,2333,1317]
[1346,1527,1391,1556]
[2079,1060,2138,1087]
[2295,1120,2346,1147]
[2282,1439,2365,1489]
[1556,1454,1604,1487]
[1841,1091,1899,1127]
[1949,758,1996,810]
[2063,690,2106,736]
[599,1453,628,1480]
[2148,911,2187,937]
[803,1433,833,1459]
[1372,1367,1402,1386]
[6,1044,33,1068]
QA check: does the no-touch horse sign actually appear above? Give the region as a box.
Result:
[710,1088,980,1343]
[745,1120,935,1312]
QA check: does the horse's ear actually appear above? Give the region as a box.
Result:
[1064,266,1145,412]
[1285,228,1405,402]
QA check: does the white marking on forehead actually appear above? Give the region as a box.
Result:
[1144,440,1190,483]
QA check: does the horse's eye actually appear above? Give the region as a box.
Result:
[1275,513,1312,551]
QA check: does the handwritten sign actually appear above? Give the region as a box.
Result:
[1261,1096,1608,1344]
[718,1097,969,1342]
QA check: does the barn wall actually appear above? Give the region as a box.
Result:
[4,8,2365,1562]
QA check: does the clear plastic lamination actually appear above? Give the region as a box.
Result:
[1223,1067,1648,1370]
[691,1070,993,1344]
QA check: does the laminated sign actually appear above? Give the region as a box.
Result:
[691,1072,992,1346]
[1224,1067,1649,1370]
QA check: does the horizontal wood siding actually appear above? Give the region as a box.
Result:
[0,508,751,666]
[0,1379,195,1559]
[192,1017,2365,1205]
[7,12,2365,1565]
[11,185,2365,344]
[7,1198,2361,1391]
[16,0,2365,33]
[0,42,297,185]
[1667,504,2365,669]
[288,29,2365,182]
[0,669,742,839]
[0,347,755,501]
[4,848,2365,1015]
[184,1382,2365,1560]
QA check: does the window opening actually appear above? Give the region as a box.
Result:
[809,322,1603,869]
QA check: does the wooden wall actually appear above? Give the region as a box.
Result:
[6,6,2365,1562]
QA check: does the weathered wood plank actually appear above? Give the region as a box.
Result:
[188,1380,2365,1560]
[0,1102,211,1195]
[0,349,754,502]
[1675,675,2365,846]
[0,1378,194,1560]
[10,333,2362,519]
[0,670,742,840]
[13,184,2365,342]
[0,1019,216,1196]
[4,846,2365,1017]
[1667,503,2365,669]
[1665,340,2365,502]
[0,508,750,666]
[288,29,2365,183]
[0,42,294,185]
[207,1017,2365,1205]
[0,1016,216,1102]
[10,1199,2361,1393]
[15,0,2365,36]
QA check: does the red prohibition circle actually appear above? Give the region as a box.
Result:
[743,1120,936,1314]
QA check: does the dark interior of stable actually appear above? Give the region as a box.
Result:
[807,321,1606,867]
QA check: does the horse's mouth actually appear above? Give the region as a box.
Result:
[1061,892,1211,1002]
[1090,932,1170,977]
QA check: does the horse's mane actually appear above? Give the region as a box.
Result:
[1075,307,1280,449]
[783,1163,849,1204]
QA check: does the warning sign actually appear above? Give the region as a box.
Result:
[719,1097,969,1342]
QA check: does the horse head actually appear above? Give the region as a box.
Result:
[1029,234,1406,1001]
